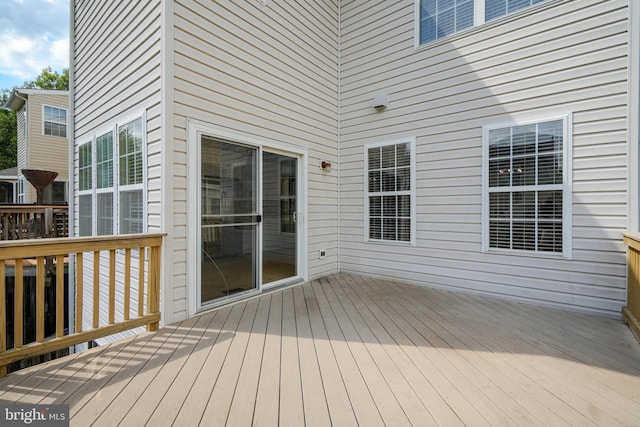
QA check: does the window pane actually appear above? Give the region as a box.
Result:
[368,147,381,169]
[383,218,397,240]
[486,0,548,21]
[383,196,397,217]
[538,190,562,220]
[396,143,410,166]
[538,221,562,252]
[79,143,92,191]
[512,125,536,156]
[369,170,381,192]
[120,190,143,234]
[398,218,411,242]
[398,195,411,217]
[44,105,67,137]
[420,0,474,44]
[512,191,535,219]
[79,194,92,236]
[488,158,511,187]
[382,170,396,192]
[119,118,143,186]
[397,167,410,191]
[490,221,511,249]
[490,192,510,218]
[370,196,381,216]
[512,221,536,250]
[370,218,381,239]
[512,156,535,186]
[538,153,562,185]
[97,193,113,235]
[96,132,113,189]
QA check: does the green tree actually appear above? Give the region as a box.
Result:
[22,67,69,90]
[0,108,17,170]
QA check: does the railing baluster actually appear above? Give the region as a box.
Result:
[0,233,164,377]
[138,247,145,317]
[56,255,64,337]
[148,245,160,332]
[93,251,100,329]
[76,253,83,333]
[124,248,131,321]
[36,256,45,343]
[109,250,116,325]
[0,260,6,377]
[14,259,23,349]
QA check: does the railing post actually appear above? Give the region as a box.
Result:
[623,233,640,342]
[0,260,6,377]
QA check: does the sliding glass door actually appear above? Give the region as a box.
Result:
[200,137,259,305]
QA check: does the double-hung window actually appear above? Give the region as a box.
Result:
[77,116,146,236]
[482,116,570,256]
[417,0,550,44]
[366,140,415,244]
[43,105,67,138]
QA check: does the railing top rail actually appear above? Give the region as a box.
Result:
[0,233,166,260]
[623,232,640,251]
[0,205,69,210]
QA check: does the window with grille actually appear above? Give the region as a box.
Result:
[43,105,67,137]
[366,140,415,244]
[77,115,146,237]
[417,0,551,45]
[483,117,570,256]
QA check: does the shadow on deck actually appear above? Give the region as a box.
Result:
[1,273,639,426]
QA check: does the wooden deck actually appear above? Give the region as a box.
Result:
[1,273,640,426]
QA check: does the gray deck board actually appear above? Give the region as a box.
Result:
[1,273,639,426]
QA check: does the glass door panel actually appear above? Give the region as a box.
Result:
[200,137,259,305]
[262,152,297,284]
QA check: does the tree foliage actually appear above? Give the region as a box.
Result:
[0,108,17,170]
[22,67,69,90]
[0,67,69,169]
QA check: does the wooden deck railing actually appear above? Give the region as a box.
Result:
[623,232,640,342]
[0,205,69,240]
[0,233,165,377]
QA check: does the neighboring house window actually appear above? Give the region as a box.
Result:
[280,158,296,234]
[78,141,93,236]
[417,0,550,44]
[483,116,570,256]
[43,181,67,204]
[366,140,415,244]
[43,105,67,138]
[77,115,146,237]
[17,177,26,204]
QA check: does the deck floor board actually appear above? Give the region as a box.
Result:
[1,273,639,427]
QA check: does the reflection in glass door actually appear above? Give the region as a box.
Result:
[200,137,259,305]
[262,152,297,284]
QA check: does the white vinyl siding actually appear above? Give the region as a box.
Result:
[173,0,339,318]
[43,105,67,138]
[482,116,570,257]
[340,0,629,317]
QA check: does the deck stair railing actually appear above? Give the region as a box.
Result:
[623,232,640,342]
[0,233,164,377]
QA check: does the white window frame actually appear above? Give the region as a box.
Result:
[414,0,553,47]
[42,104,67,138]
[77,113,147,237]
[481,114,572,258]
[77,140,93,236]
[364,138,416,246]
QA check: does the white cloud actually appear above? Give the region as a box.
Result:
[0,0,68,87]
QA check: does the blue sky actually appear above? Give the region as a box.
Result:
[0,0,69,90]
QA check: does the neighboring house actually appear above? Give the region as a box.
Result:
[5,89,69,205]
[0,167,17,203]
[71,0,639,330]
